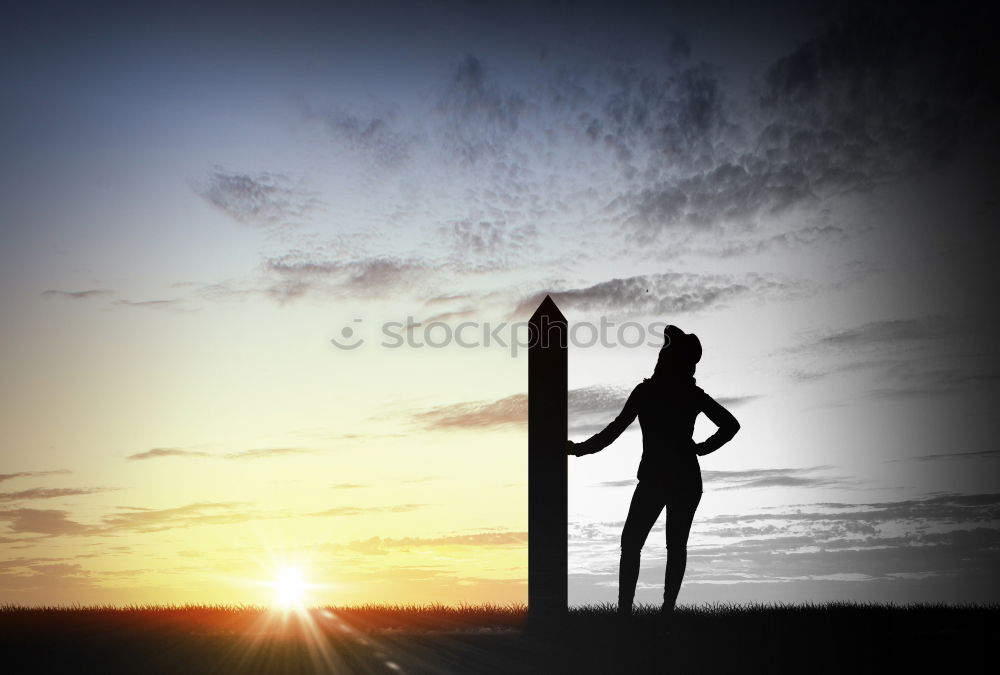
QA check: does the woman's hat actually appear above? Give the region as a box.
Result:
[663,325,702,365]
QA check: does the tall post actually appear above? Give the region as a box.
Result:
[528,295,568,623]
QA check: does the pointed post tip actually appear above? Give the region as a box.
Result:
[529,294,566,322]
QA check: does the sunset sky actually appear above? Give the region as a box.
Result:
[2,0,998,607]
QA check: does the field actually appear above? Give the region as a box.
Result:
[2,602,995,674]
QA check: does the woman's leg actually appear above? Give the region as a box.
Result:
[619,481,665,615]
[662,490,702,612]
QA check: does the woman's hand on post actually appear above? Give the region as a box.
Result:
[566,440,578,456]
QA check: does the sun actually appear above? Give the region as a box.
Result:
[272,566,307,609]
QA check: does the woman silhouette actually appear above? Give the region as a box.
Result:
[567,325,739,619]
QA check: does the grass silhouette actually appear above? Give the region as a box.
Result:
[1,602,994,673]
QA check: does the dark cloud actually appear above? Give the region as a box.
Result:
[194,169,320,228]
[593,466,845,490]
[593,479,636,488]
[762,1,999,177]
[569,491,1000,602]
[265,253,426,300]
[703,492,1000,527]
[0,487,110,502]
[126,448,209,461]
[0,508,91,536]
[111,298,188,311]
[437,55,528,165]
[0,470,70,483]
[305,106,415,166]
[804,317,955,350]
[415,384,755,435]
[889,449,1000,463]
[445,218,537,259]
[40,289,113,300]
[702,466,848,490]
[788,316,999,399]
[513,271,801,318]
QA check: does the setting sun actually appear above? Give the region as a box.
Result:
[272,567,308,609]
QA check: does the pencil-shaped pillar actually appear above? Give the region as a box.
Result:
[528,295,568,622]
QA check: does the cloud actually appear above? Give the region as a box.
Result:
[513,271,801,318]
[889,449,1000,463]
[0,509,91,536]
[802,317,955,351]
[126,448,210,461]
[40,289,113,300]
[701,466,848,490]
[344,530,527,555]
[592,466,844,490]
[99,502,255,533]
[568,491,1000,602]
[0,470,70,483]
[194,169,320,228]
[0,487,110,502]
[264,253,427,300]
[761,2,998,178]
[307,503,428,518]
[415,385,756,435]
[787,316,999,399]
[112,298,188,311]
[443,218,538,262]
[126,447,312,461]
[436,55,528,165]
[305,106,415,167]
[331,483,369,489]
[222,447,311,460]
[413,393,527,431]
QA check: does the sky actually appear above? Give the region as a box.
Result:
[1,0,999,607]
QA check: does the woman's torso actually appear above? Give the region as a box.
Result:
[635,379,704,492]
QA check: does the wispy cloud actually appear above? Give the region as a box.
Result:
[41,289,113,300]
[0,508,91,536]
[413,393,526,431]
[126,447,312,461]
[264,253,427,301]
[194,169,320,228]
[437,55,528,165]
[305,106,415,167]
[306,503,428,518]
[126,448,210,461]
[112,298,189,311]
[513,272,802,319]
[223,447,311,460]
[99,502,255,533]
[344,530,527,555]
[889,449,1000,463]
[702,466,848,490]
[0,470,70,484]
[0,487,111,502]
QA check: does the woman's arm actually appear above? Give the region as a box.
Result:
[694,392,740,456]
[567,383,642,456]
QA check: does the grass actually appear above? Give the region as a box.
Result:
[1,602,996,673]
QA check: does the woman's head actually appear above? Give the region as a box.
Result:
[652,325,702,380]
